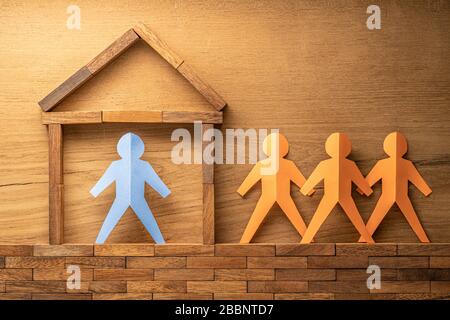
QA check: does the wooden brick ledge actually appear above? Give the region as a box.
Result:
[0,244,449,300]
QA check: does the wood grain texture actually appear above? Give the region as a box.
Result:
[48,124,64,245]
[176,63,227,111]
[154,244,214,256]
[203,183,215,245]
[215,244,275,256]
[127,280,187,293]
[86,29,140,75]
[202,124,215,183]
[162,111,223,124]
[94,244,155,256]
[5,257,65,268]
[38,67,92,111]
[133,23,184,69]
[0,1,449,244]
[102,111,162,123]
[34,245,93,256]
[42,111,102,124]
[94,269,154,281]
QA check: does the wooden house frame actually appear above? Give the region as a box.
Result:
[39,23,226,245]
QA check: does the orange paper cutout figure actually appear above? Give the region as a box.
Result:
[300,133,375,244]
[237,133,313,243]
[357,132,432,243]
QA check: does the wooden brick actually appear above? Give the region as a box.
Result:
[396,293,450,300]
[154,293,212,300]
[42,111,102,124]
[133,23,183,68]
[0,245,32,256]
[275,293,333,300]
[398,244,450,256]
[309,281,368,293]
[215,269,274,281]
[86,29,139,74]
[49,185,64,245]
[86,281,127,293]
[369,257,429,269]
[155,269,214,281]
[38,66,92,111]
[248,281,308,293]
[32,293,92,300]
[48,123,63,245]
[371,281,430,293]
[0,293,31,300]
[6,281,66,293]
[0,269,32,281]
[187,257,246,269]
[0,282,4,292]
[128,281,187,293]
[102,111,162,123]
[66,257,125,268]
[215,244,275,256]
[430,257,450,268]
[202,123,214,184]
[308,256,368,269]
[67,281,127,294]
[163,111,223,124]
[34,245,93,257]
[248,257,307,269]
[336,269,397,281]
[94,269,153,281]
[95,244,155,257]
[431,281,450,293]
[215,293,273,300]
[0,257,4,268]
[177,63,227,111]
[127,257,186,269]
[334,293,396,300]
[187,281,246,293]
[33,268,93,281]
[93,293,153,300]
[155,244,213,256]
[397,269,450,281]
[336,244,397,256]
[276,269,335,281]
[6,257,65,268]
[202,184,215,245]
[276,244,335,256]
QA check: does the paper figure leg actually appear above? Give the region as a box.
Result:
[358,196,394,242]
[131,199,165,244]
[96,199,129,244]
[300,198,335,244]
[339,198,375,244]
[278,197,307,237]
[396,197,430,243]
[240,198,275,244]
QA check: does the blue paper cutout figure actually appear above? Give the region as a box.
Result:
[90,132,171,244]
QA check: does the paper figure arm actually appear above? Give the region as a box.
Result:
[300,162,325,196]
[351,162,373,196]
[407,161,432,196]
[237,163,262,197]
[289,162,315,196]
[357,161,383,195]
[90,162,118,197]
[144,163,171,198]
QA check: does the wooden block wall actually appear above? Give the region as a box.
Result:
[0,244,449,300]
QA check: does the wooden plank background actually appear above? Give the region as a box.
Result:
[0,0,449,244]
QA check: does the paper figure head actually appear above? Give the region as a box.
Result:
[263,132,289,158]
[117,132,145,159]
[325,132,351,158]
[383,132,407,157]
